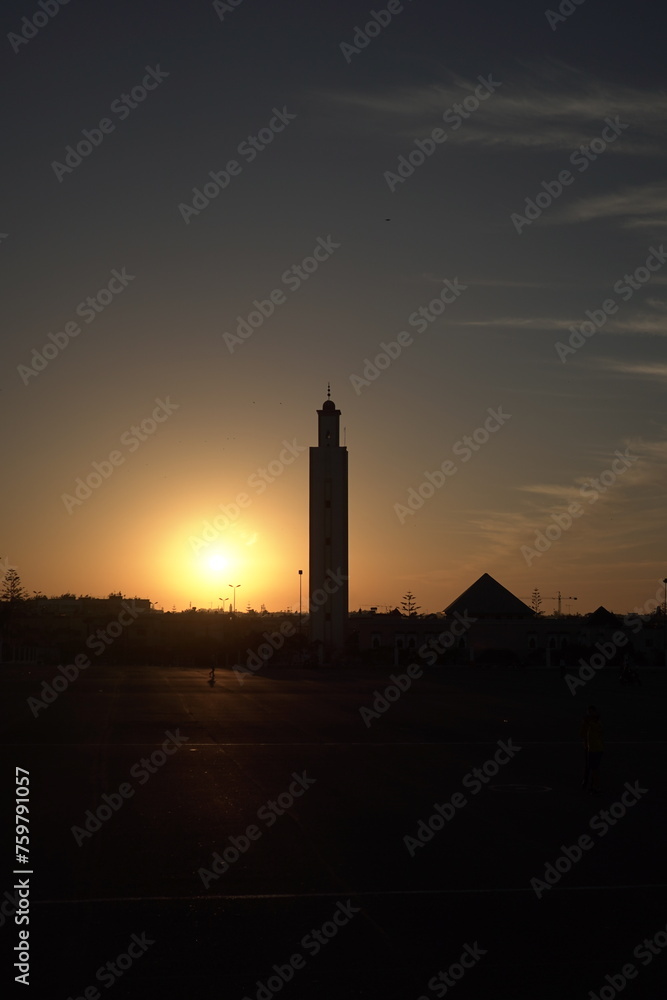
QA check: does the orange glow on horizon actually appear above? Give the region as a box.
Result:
[142,508,304,612]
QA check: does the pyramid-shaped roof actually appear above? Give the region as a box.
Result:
[444,573,534,619]
[586,606,620,626]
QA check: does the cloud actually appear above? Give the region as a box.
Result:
[453,302,667,338]
[459,278,570,289]
[454,316,578,330]
[516,484,584,500]
[555,180,667,226]
[597,359,667,381]
[418,273,573,290]
[624,217,667,232]
[457,432,666,571]
[605,313,667,336]
[327,64,667,155]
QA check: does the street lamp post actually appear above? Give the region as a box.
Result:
[229,584,240,614]
[298,569,303,661]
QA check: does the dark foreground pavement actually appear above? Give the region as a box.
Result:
[1,662,665,999]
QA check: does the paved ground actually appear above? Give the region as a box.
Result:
[1,661,665,998]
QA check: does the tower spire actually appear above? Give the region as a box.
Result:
[309,394,348,661]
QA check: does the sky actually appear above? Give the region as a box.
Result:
[2,0,666,615]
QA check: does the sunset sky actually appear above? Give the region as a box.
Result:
[2,0,666,615]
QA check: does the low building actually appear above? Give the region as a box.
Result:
[347,574,665,668]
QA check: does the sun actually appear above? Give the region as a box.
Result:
[207,553,228,571]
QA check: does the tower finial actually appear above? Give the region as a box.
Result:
[327,382,331,400]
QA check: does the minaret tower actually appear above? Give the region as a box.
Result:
[308,385,349,661]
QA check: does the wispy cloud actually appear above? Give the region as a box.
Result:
[454,433,667,570]
[606,313,667,335]
[555,180,667,226]
[598,359,667,380]
[454,316,579,331]
[453,304,667,337]
[461,278,571,289]
[327,64,667,155]
[516,484,584,500]
[418,272,569,289]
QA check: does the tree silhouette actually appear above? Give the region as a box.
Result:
[530,587,542,615]
[1,568,27,604]
[401,591,421,617]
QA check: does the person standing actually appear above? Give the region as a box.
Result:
[580,705,603,792]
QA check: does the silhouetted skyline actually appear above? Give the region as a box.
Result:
[2,0,666,614]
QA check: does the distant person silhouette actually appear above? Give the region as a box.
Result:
[580,705,603,792]
[620,654,640,685]
[208,665,216,687]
